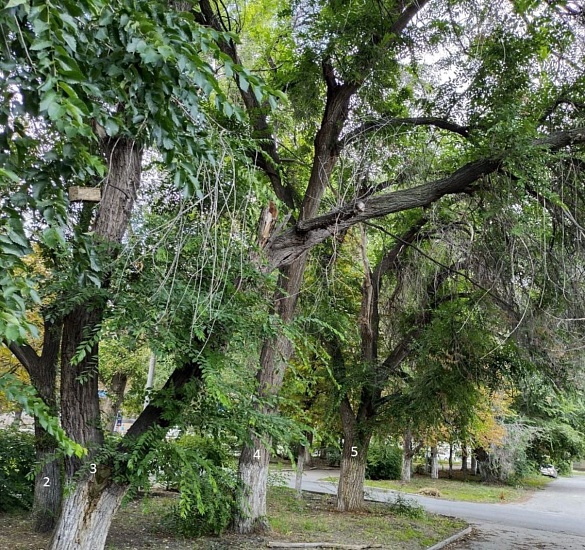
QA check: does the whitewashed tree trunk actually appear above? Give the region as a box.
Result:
[295,445,306,499]
[401,428,414,482]
[471,454,477,474]
[402,453,413,482]
[234,438,270,533]
[430,446,439,479]
[48,477,126,550]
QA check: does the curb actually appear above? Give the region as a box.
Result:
[426,526,473,550]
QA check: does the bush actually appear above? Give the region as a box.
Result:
[366,439,402,481]
[162,467,237,537]
[149,433,237,537]
[0,428,36,512]
[325,446,341,467]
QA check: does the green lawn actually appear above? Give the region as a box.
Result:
[366,472,552,503]
[323,471,554,504]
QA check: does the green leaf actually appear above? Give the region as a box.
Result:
[105,119,119,136]
[4,0,28,8]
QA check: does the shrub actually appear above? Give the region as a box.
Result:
[149,433,237,537]
[366,439,402,480]
[0,428,36,512]
[162,467,237,537]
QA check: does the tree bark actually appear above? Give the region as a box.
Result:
[48,475,126,550]
[430,446,439,479]
[461,446,468,472]
[448,443,453,479]
[9,318,62,533]
[295,443,306,499]
[471,454,477,475]
[49,137,142,548]
[234,435,271,533]
[337,397,372,512]
[11,407,23,427]
[401,428,413,482]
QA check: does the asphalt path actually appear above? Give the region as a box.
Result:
[282,469,585,548]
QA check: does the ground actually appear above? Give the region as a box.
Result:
[0,487,465,550]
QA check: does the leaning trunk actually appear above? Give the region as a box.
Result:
[48,476,126,550]
[430,446,439,479]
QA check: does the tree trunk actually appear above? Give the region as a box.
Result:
[234,436,270,533]
[31,423,62,533]
[295,444,306,499]
[471,454,477,475]
[461,446,468,472]
[448,443,453,479]
[337,397,372,512]
[430,446,439,479]
[11,407,23,427]
[48,475,126,550]
[9,319,63,533]
[401,428,413,482]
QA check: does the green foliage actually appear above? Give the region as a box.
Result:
[149,434,237,537]
[0,428,35,512]
[366,439,402,481]
[0,373,86,458]
[384,493,426,520]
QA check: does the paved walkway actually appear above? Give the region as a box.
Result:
[283,468,585,549]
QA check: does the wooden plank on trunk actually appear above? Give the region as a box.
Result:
[68,187,101,202]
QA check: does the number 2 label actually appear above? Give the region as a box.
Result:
[43,477,50,487]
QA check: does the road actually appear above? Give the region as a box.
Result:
[283,469,585,549]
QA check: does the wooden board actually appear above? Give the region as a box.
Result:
[69,187,101,202]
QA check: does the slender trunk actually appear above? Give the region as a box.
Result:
[471,454,477,475]
[448,443,453,479]
[295,444,306,499]
[461,445,468,472]
[401,428,413,482]
[144,352,156,408]
[48,476,126,550]
[11,407,23,427]
[303,431,313,467]
[430,446,439,479]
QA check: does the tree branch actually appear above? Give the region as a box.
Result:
[341,116,470,148]
[264,127,585,270]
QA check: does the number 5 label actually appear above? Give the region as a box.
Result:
[351,446,358,457]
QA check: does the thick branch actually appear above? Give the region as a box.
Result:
[341,117,470,148]
[7,341,40,372]
[264,127,585,270]
[390,0,431,35]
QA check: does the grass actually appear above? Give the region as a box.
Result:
[352,470,553,504]
[0,487,467,550]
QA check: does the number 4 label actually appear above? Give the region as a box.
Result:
[253,450,260,459]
